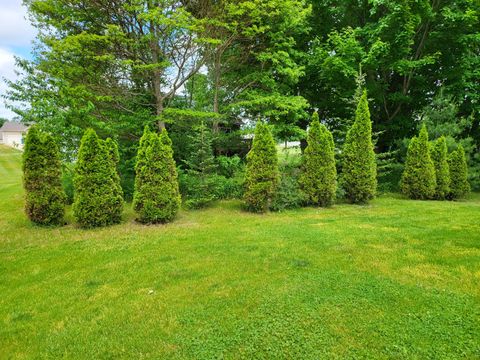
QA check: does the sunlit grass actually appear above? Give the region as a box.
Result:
[1,145,479,358]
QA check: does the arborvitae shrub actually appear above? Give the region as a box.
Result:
[73,129,124,227]
[104,136,124,208]
[23,126,65,225]
[400,125,436,199]
[430,136,450,199]
[244,121,279,212]
[300,112,337,207]
[133,128,181,223]
[342,90,377,204]
[448,144,470,199]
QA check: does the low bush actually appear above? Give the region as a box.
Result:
[179,172,244,209]
[216,155,243,178]
[270,164,307,212]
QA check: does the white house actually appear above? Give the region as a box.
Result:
[0,121,29,150]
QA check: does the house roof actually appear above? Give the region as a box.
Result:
[0,121,29,133]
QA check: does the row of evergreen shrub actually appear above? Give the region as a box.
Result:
[23,126,181,227]
[244,90,377,212]
[22,90,471,225]
[401,125,470,200]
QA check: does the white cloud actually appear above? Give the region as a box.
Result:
[0,47,18,119]
[0,0,36,47]
[0,0,36,119]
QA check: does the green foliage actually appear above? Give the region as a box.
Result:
[400,126,436,200]
[448,145,470,200]
[430,137,450,200]
[419,91,480,191]
[61,163,75,205]
[342,90,377,204]
[73,129,123,228]
[270,161,307,212]
[22,126,65,225]
[133,129,181,223]
[244,122,279,212]
[184,122,216,174]
[300,1,480,151]
[216,155,243,178]
[300,112,337,207]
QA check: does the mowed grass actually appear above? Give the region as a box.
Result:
[1,144,479,359]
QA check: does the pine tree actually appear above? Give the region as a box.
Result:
[182,122,217,208]
[430,136,450,199]
[300,112,337,207]
[342,90,377,204]
[185,122,216,174]
[244,121,279,212]
[133,129,181,223]
[23,125,65,225]
[448,144,470,199]
[400,125,436,199]
[73,129,124,227]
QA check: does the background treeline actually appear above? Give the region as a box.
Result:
[6,0,480,199]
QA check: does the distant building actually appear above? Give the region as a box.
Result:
[0,121,29,150]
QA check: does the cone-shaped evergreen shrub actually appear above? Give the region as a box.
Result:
[23,126,65,225]
[300,112,337,207]
[430,136,450,199]
[133,126,155,193]
[342,90,377,203]
[244,121,279,212]
[448,144,470,199]
[133,129,181,223]
[400,125,436,199]
[73,129,124,227]
[104,136,124,206]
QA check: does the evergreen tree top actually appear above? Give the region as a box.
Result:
[418,124,429,142]
[160,128,173,147]
[104,138,119,164]
[353,90,371,127]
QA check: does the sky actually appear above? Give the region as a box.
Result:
[0,0,36,119]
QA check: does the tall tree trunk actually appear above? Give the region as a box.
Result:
[148,4,165,131]
[212,49,221,134]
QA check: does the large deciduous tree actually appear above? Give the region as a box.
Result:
[299,0,480,151]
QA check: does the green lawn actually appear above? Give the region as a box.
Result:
[1,144,479,359]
